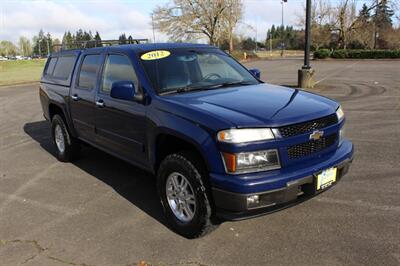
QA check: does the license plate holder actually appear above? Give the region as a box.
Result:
[316,167,337,191]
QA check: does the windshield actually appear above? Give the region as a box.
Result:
[140,48,259,94]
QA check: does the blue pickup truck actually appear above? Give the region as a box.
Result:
[39,43,353,238]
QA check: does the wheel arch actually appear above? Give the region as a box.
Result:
[154,131,211,174]
[48,102,77,137]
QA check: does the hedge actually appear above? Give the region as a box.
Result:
[314,49,400,59]
[313,49,331,59]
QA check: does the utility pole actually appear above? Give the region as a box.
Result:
[269,32,272,58]
[281,0,287,57]
[255,21,258,52]
[298,0,315,88]
[46,38,50,57]
[38,39,41,57]
[151,13,156,43]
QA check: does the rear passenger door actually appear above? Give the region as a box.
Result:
[70,53,102,142]
[94,53,147,165]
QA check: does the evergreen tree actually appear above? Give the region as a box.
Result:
[359,3,371,22]
[83,30,94,48]
[75,29,84,44]
[45,32,53,54]
[119,33,127,44]
[33,29,47,56]
[373,0,394,48]
[264,25,303,50]
[62,31,74,49]
[271,25,277,39]
[374,0,394,29]
[94,31,102,46]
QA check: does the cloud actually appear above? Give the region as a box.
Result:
[239,0,304,41]
[1,0,384,44]
[0,0,166,42]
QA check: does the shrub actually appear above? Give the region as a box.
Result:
[331,50,348,59]
[318,49,400,59]
[313,49,331,59]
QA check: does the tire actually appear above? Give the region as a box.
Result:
[157,151,218,238]
[51,114,80,162]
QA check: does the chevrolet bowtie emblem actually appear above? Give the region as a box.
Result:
[309,130,324,141]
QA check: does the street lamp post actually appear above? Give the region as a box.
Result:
[280,0,287,57]
[303,0,312,69]
[46,38,50,57]
[298,0,315,88]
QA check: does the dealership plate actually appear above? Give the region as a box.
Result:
[317,168,337,190]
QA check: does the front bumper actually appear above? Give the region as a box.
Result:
[211,140,354,220]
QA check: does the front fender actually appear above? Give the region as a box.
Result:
[147,108,224,174]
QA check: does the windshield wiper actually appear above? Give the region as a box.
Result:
[205,81,254,89]
[159,86,208,95]
[159,81,254,95]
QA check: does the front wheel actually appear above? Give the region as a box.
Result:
[51,114,80,162]
[157,151,218,238]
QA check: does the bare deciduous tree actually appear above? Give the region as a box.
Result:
[333,0,357,49]
[297,0,391,49]
[153,0,243,46]
[220,0,242,51]
[18,37,32,57]
[297,0,335,49]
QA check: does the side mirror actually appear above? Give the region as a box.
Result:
[110,81,143,102]
[249,68,261,79]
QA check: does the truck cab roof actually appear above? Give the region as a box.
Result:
[50,43,215,57]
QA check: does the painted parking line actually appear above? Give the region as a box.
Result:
[315,62,359,85]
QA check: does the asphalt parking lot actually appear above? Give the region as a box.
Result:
[0,59,399,265]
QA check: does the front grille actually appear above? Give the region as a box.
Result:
[279,114,338,138]
[287,133,337,159]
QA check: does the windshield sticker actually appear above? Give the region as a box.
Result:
[141,50,171,60]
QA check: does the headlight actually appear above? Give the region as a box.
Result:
[217,128,275,144]
[222,149,280,174]
[336,106,344,121]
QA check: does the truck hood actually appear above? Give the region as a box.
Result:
[162,83,339,128]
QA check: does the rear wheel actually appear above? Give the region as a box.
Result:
[51,114,80,162]
[157,151,218,238]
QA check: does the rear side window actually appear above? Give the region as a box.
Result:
[101,54,138,93]
[53,56,76,80]
[78,54,101,89]
[45,57,57,76]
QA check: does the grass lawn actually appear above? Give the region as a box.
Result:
[0,59,46,86]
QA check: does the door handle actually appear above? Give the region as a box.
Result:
[71,94,79,101]
[96,100,105,108]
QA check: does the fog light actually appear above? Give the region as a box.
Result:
[247,195,260,207]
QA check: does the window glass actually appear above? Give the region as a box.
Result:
[101,54,138,93]
[140,49,258,94]
[78,54,101,89]
[197,54,242,81]
[53,56,76,80]
[45,57,57,76]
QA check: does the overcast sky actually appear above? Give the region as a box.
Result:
[0,0,380,44]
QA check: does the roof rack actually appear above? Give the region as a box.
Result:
[53,39,149,51]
